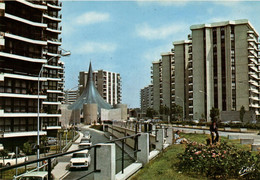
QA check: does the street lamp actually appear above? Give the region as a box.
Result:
[37,49,70,169]
[176,96,184,121]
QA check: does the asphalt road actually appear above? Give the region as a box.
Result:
[64,127,134,180]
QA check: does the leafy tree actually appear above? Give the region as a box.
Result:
[159,105,170,116]
[171,103,183,120]
[146,108,158,118]
[210,107,219,122]
[22,142,32,155]
[240,106,246,123]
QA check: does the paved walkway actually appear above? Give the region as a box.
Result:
[52,132,84,180]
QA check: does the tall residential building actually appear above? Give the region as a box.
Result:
[151,52,174,113]
[168,19,260,121]
[64,90,78,104]
[78,70,121,106]
[190,19,260,121]
[140,84,153,113]
[173,38,192,119]
[0,0,63,140]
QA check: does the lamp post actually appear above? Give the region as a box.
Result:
[176,96,184,121]
[37,49,70,169]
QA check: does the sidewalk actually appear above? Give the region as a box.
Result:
[51,132,83,180]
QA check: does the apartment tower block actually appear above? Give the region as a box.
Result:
[0,0,64,140]
[78,70,121,106]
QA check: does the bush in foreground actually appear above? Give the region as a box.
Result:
[177,142,260,179]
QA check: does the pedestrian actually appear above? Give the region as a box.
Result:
[210,121,219,144]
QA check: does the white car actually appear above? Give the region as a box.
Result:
[0,153,28,167]
[70,150,91,169]
[84,131,91,139]
[79,138,92,149]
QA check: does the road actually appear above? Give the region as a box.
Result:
[63,127,134,180]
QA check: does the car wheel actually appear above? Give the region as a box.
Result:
[5,163,10,167]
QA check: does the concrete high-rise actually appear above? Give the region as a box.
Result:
[0,0,64,141]
[78,70,121,106]
[150,19,259,122]
[140,85,153,114]
[190,20,260,121]
[151,52,174,113]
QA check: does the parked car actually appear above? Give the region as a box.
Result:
[47,137,57,145]
[70,150,91,169]
[0,152,28,167]
[78,138,92,149]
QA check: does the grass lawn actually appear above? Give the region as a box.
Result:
[130,133,253,180]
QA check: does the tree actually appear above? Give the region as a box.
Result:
[171,103,183,121]
[146,108,157,118]
[210,107,219,122]
[22,142,32,155]
[240,106,246,123]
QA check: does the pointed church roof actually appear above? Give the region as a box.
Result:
[68,62,113,112]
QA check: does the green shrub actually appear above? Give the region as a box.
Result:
[177,142,260,179]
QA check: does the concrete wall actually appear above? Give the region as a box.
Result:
[114,104,128,120]
[174,44,185,117]
[161,53,172,112]
[101,108,122,121]
[192,29,206,120]
[83,104,97,124]
[152,61,161,112]
[235,25,250,111]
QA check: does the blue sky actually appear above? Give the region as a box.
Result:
[60,1,260,108]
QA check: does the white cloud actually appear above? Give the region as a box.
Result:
[75,41,117,54]
[136,23,187,40]
[75,11,110,25]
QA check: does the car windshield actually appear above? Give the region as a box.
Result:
[72,153,87,158]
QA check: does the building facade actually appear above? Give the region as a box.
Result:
[0,0,63,138]
[78,70,121,106]
[190,20,260,121]
[64,90,78,104]
[150,19,260,122]
[151,52,175,113]
[140,84,153,114]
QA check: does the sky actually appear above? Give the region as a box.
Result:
[60,0,260,108]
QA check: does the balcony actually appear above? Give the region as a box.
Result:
[42,101,61,105]
[47,2,62,10]
[16,0,47,10]
[5,13,47,28]
[0,93,47,99]
[46,26,62,34]
[43,13,62,22]
[0,52,47,63]
[47,38,62,45]
[43,64,63,70]
[4,32,47,46]
[46,89,63,94]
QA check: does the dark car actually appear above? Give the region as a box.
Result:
[30,144,50,155]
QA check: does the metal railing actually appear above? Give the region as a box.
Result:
[0,131,142,179]
[107,133,141,174]
[0,144,101,180]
